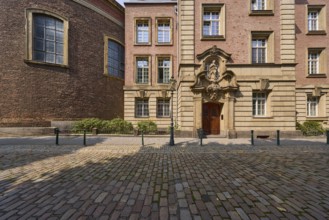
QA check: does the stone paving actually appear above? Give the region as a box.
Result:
[0,137,329,219]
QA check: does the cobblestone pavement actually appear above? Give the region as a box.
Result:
[0,137,329,219]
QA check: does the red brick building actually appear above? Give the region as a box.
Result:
[0,0,125,127]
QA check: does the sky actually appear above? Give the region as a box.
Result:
[116,0,125,7]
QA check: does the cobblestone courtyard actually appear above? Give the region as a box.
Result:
[0,137,329,220]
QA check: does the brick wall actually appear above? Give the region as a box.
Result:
[0,0,124,126]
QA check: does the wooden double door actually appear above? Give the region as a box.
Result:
[202,103,221,135]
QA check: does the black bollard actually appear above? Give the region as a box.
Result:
[251,130,254,146]
[277,130,280,146]
[83,130,86,146]
[327,130,329,145]
[55,128,59,145]
[141,130,144,146]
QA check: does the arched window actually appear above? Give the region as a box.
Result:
[104,37,125,79]
[26,10,68,66]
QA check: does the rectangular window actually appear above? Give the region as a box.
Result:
[158,57,171,84]
[251,0,266,11]
[136,99,149,117]
[202,5,225,39]
[107,39,124,79]
[307,96,318,116]
[307,6,326,33]
[252,39,267,63]
[308,51,319,74]
[136,57,149,84]
[308,11,319,31]
[136,19,150,44]
[157,19,171,44]
[253,92,266,116]
[33,14,64,64]
[157,99,170,117]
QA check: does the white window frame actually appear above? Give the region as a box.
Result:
[308,51,320,74]
[157,99,170,118]
[253,92,266,116]
[136,57,149,84]
[252,38,267,64]
[251,0,266,11]
[307,96,318,117]
[308,11,319,31]
[157,19,171,44]
[136,99,149,118]
[136,19,150,44]
[203,10,220,36]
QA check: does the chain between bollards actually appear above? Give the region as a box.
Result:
[83,130,86,146]
[251,130,254,146]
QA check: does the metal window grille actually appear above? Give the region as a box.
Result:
[308,52,319,74]
[252,39,266,63]
[158,58,170,83]
[108,40,124,79]
[136,99,149,117]
[158,20,171,43]
[33,14,64,64]
[157,99,170,117]
[307,96,318,116]
[252,92,266,116]
[136,58,149,84]
[136,20,149,43]
[203,11,220,36]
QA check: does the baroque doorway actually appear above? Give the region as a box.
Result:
[202,103,221,135]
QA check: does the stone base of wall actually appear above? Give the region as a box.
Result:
[0,127,55,136]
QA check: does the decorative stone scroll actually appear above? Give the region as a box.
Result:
[191,46,239,102]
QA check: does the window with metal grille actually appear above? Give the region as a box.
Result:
[308,51,319,74]
[136,57,149,84]
[108,40,124,79]
[308,11,319,31]
[33,14,64,64]
[251,0,266,10]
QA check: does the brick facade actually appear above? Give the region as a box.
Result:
[0,0,124,127]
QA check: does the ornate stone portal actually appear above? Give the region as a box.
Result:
[191,46,239,138]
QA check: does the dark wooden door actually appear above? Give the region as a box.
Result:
[202,103,220,135]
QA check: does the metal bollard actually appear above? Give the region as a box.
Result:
[277,130,280,146]
[251,130,254,146]
[54,128,59,145]
[197,129,203,146]
[83,130,86,146]
[141,130,144,146]
[327,130,329,145]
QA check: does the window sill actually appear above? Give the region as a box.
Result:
[306,74,327,78]
[156,43,173,46]
[156,116,170,119]
[249,10,274,16]
[306,117,328,121]
[135,116,150,118]
[201,35,225,41]
[134,43,152,46]
[250,63,275,66]
[24,59,69,69]
[306,30,327,35]
[253,116,274,119]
